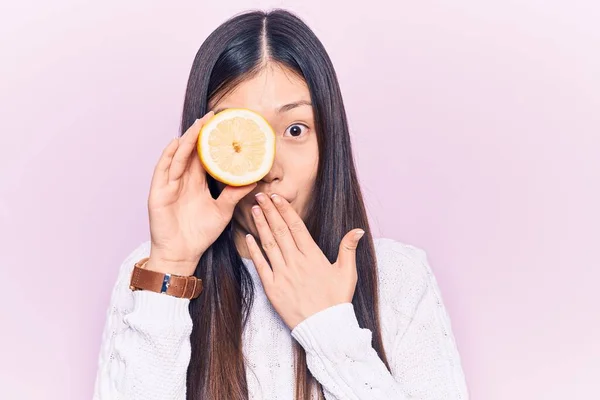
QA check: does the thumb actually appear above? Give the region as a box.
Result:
[215,183,257,216]
[336,229,365,268]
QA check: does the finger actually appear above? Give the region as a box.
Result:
[215,183,257,217]
[245,234,274,286]
[251,204,286,269]
[269,193,314,253]
[186,149,207,187]
[336,229,365,269]
[150,138,179,187]
[169,112,214,182]
[255,193,298,262]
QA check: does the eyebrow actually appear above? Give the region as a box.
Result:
[212,100,312,115]
[277,100,312,113]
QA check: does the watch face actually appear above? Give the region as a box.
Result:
[160,273,172,294]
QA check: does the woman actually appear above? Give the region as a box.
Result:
[93,9,468,400]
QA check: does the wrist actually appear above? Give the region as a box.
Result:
[130,257,203,299]
[145,255,200,277]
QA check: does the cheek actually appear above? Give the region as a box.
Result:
[306,141,319,184]
[289,149,318,188]
[293,138,318,179]
[287,142,318,211]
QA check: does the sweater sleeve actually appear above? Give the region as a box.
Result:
[92,242,194,400]
[290,239,469,400]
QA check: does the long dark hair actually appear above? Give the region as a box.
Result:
[182,9,390,400]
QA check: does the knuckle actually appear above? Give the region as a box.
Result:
[223,191,236,205]
[262,205,276,215]
[288,220,305,233]
[262,240,278,251]
[343,242,358,251]
[272,226,289,238]
[256,261,270,273]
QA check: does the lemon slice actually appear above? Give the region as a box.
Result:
[198,108,276,186]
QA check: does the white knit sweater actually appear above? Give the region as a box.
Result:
[93,238,468,399]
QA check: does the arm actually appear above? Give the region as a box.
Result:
[291,242,469,400]
[92,113,252,399]
[92,242,193,400]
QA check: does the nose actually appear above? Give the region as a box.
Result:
[260,141,283,184]
[260,157,282,184]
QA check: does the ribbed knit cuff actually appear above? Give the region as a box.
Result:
[132,290,192,325]
[291,303,373,361]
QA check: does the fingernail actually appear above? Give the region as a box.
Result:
[255,193,266,204]
[252,205,261,216]
[354,230,365,241]
[271,194,282,205]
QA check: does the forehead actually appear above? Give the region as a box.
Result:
[210,64,311,114]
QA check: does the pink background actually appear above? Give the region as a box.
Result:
[1,1,598,399]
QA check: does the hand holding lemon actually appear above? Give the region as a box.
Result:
[146,109,276,276]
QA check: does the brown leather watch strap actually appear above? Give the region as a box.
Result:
[129,257,203,299]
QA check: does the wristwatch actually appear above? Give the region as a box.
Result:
[129,257,203,299]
